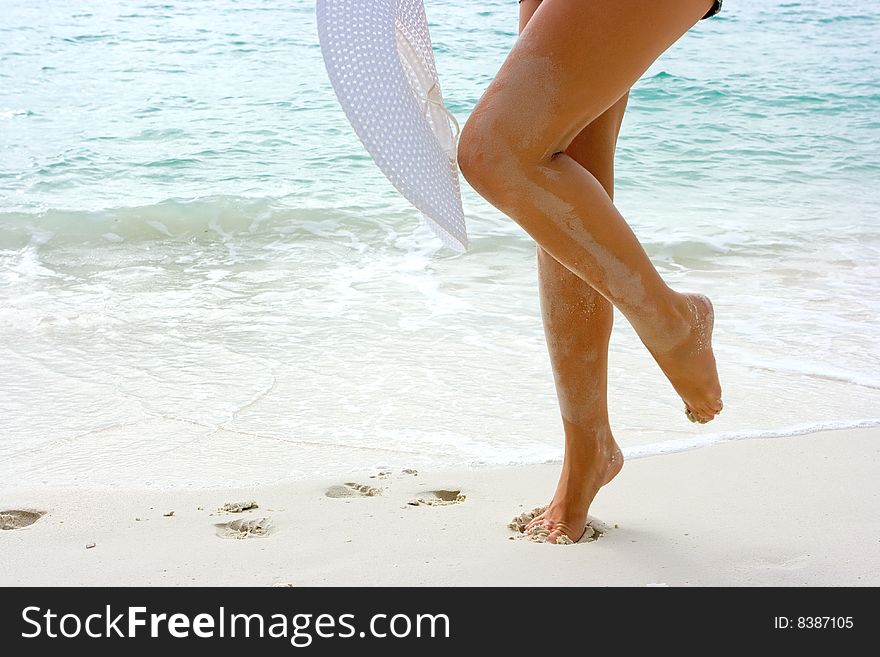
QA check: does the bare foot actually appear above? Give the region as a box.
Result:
[646,292,723,424]
[522,437,623,544]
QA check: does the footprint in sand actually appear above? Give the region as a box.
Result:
[407,489,465,506]
[325,483,383,498]
[508,506,611,545]
[0,510,44,531]
[215,517,273,539]
[219,501,259,513]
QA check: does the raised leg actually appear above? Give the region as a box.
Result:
[457,0,723,423]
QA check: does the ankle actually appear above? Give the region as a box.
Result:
[561,424,617,469]
[666,289,694,334]
[636,288,692,353]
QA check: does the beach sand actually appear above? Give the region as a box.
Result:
[1,427,877,586]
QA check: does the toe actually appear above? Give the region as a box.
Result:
[547,525,582,544]
[699,400,722,418]
[687,403,716,423]
[704,401,723,420]
[524,514,545,532]
[527,525,551,542]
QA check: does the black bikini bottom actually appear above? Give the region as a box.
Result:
[516,0,723,20]
[702,0,723,20]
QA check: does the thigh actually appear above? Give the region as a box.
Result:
[520,0,629,195]
[565,91,628,198]
[471,0,714,162]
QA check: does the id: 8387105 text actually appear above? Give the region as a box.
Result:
[773,617,853,629]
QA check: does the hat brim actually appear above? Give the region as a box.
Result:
[317,0,468,251]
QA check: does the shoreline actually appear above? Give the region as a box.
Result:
[2,427,878,586]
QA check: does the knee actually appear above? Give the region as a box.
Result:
[456,119,494,194]
[457,115,559,207]
[456,117,522,201]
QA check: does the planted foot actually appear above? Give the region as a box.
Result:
[521,439,622,544]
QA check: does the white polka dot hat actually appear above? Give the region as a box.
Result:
[317,0,468,251]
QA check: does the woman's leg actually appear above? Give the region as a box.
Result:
[532,99,630,542]
[457,0,723,423]
[518,0,626,543]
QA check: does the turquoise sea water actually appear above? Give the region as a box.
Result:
[1,0,879,489]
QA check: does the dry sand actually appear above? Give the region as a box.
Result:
[1,428,877,586]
